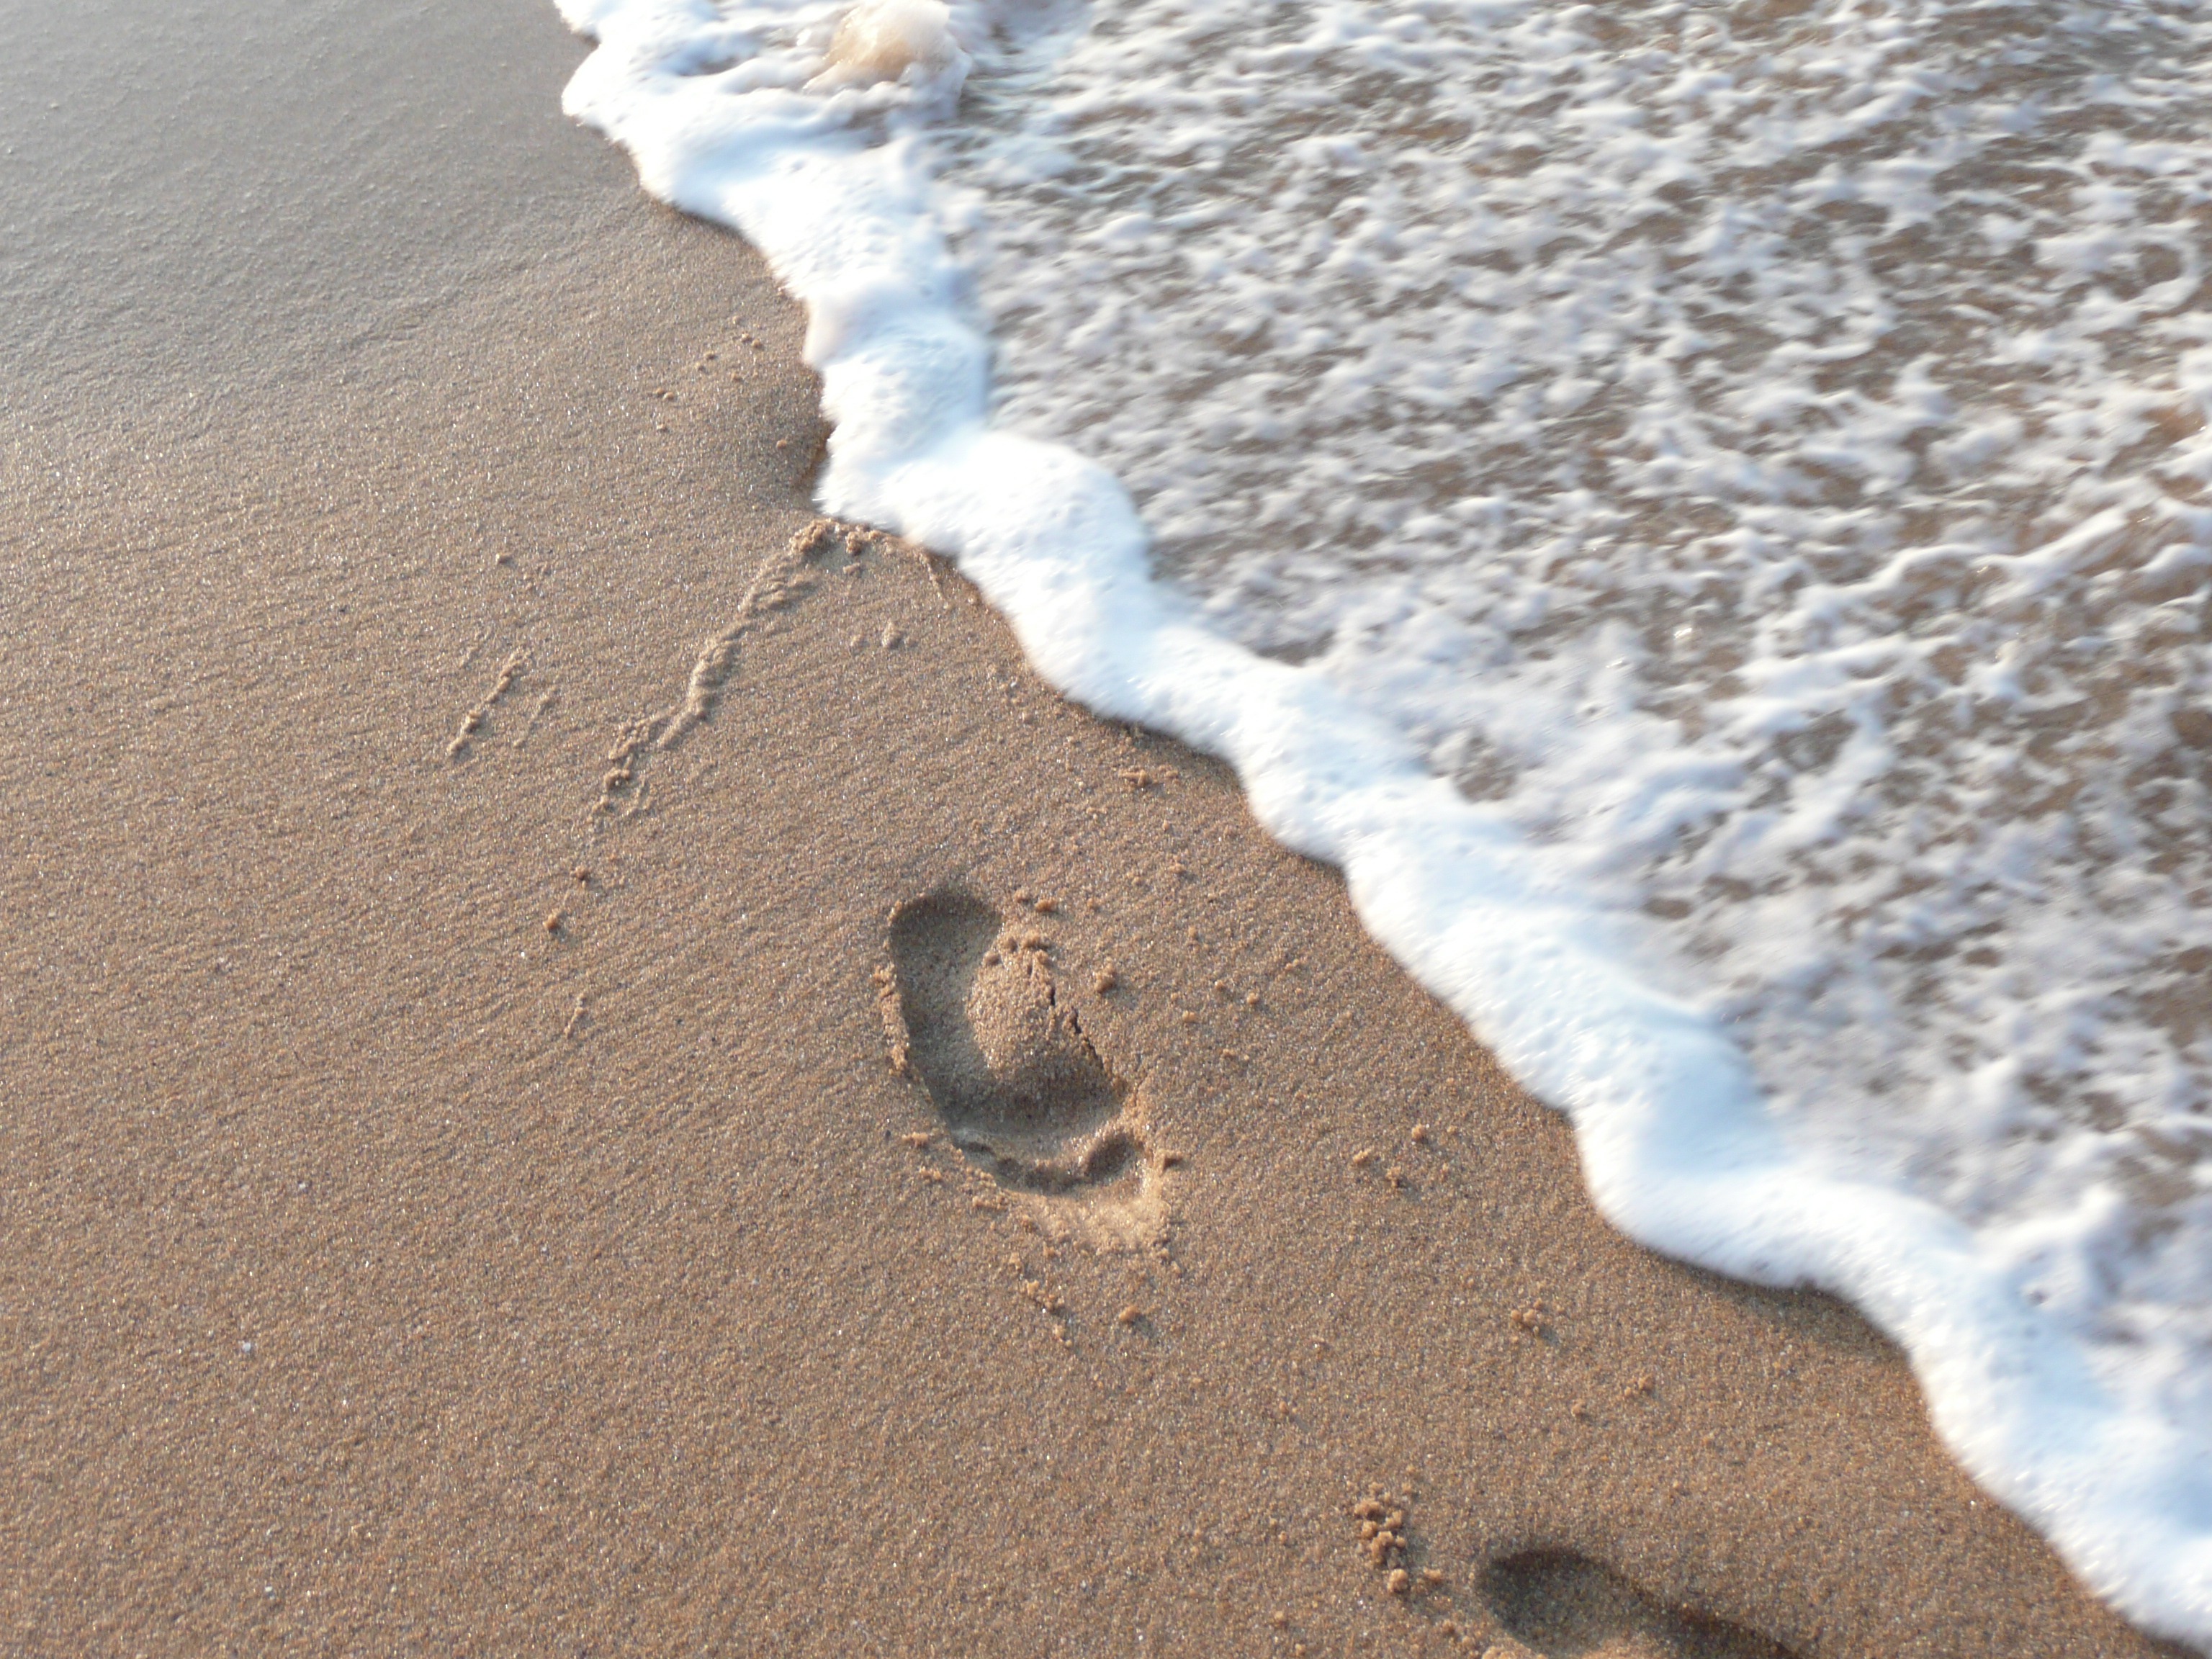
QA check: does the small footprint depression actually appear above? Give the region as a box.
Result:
[886,888,1155,1210]
[1483,1551,1798,1659]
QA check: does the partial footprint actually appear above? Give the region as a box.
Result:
[1483,1551,1797,1659]
[885,887,1161,1237]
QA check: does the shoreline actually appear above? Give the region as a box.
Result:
[0,1,2193,1653]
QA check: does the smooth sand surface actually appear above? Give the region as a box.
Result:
[0,2,2195,1654]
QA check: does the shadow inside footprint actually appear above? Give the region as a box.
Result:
[1484,1551,1797,1659]
[887,888,1147,1195]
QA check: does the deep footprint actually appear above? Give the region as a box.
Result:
[1483,1550,1797,1659]
[886,888,1150,1198]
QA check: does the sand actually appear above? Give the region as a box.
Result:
[0,1,2193,1654]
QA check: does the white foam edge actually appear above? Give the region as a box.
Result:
[554,1,2212,1640]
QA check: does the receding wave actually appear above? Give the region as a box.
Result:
[554,0,2212,1639]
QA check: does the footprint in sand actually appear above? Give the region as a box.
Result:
[885,887,1161,1234]
[1483,1550,1797,1659]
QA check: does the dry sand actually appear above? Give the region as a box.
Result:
[0,1,2195,1654]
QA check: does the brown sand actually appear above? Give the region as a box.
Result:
[0,1,2193,1654]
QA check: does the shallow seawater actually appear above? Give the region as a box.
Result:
[934,0,2212,1422]
[554,0,2212,1633]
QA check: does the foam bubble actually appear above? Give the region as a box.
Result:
[811,0,962,90]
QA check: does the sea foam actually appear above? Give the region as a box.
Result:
[553,0,2212,1638]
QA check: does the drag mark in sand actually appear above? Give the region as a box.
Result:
[594,518,882,817]
[884,885,1165,1243]
[445,648,527,760]
[511,688,557,750]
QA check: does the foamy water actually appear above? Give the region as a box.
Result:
[554,0,2212,1637]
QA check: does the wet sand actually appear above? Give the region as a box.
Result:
[0,1,2193,1654]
